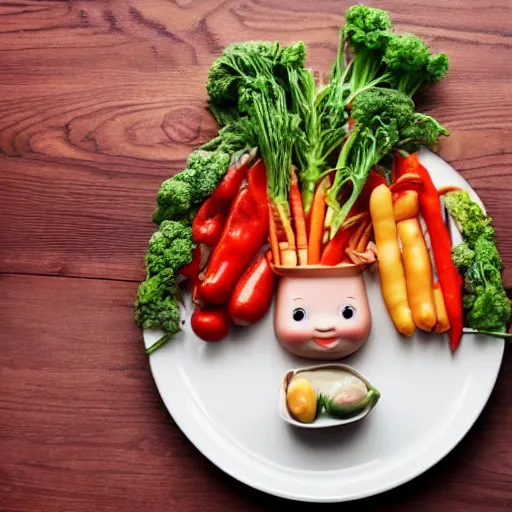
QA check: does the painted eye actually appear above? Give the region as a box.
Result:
[339,305,355,319]
[292,308,308,322]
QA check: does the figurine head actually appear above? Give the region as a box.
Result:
[272,264,371,360]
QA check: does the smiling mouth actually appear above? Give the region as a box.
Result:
[312,337,339,349]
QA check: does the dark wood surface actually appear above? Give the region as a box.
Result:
[0,1,510,510]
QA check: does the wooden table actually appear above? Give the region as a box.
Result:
[1,1,510,510]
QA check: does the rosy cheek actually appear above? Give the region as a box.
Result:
[334,318,371,342]
[275,322,313,345]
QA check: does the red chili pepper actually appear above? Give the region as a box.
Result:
[320,224,358,265]
[395,152,463,351]
[192,153,251,246]
[198,161,269,305]
[227,252,276,326]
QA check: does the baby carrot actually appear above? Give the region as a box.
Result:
[290,168,308,265]
[370,184,415,337]
[308,176,330,264]
[268,204,281,266]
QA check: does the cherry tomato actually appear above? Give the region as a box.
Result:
[191,307,230,342]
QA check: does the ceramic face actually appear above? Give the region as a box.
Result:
[274,274,371,360]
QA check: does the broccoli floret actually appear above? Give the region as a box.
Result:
[152,179,192,224]
[144,220,195,278]
[341,5,393,101]
[351,88,449,147]
[443,191,493,247]
[152,149,231,224]
[134,220,194,353]
[464,260,502,294]
[466,284,511,333]
[344,4,392,35]
[382,33,449,97]
[134,273,182,354]
[134,273,180,331]
[351,88,414,130]
[398,112,450,148]
[185,149,229,173]
[452,243,475,270]
[427,53,450,83]
[462,294,476,310]
[443,190,510,333]
[474,235,502,271]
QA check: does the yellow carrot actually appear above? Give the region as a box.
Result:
[433,282,450,333]
[369,184,415,337]
[393,190,420,222]
[397,218,437,332]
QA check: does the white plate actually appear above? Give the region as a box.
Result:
[143,148,505,502]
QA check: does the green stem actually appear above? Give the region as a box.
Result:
[145,332,175,355]
[301,181,317,218]
[462,328,512,339]
[345,73,391,105]
[329,182,364,239]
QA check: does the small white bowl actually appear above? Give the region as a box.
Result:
[279,363,380,429]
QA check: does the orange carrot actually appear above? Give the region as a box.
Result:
[269,202,297,266]
[268,205,281,266]
[290,168,308,265]
[308,176,330,264]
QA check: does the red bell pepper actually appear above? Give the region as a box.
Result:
[394,152,463,351]
[198,161,269,305]
[227,252,276,326]
[192,152,252,246]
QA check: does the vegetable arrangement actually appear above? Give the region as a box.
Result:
[134,4,510,354]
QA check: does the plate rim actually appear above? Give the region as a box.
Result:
[143,148,506,502]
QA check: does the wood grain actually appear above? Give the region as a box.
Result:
[0,0,511,281]
[0,274,510,512]
[0,0,511,510]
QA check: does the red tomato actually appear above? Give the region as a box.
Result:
[191,307,230,342]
